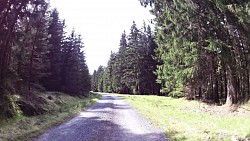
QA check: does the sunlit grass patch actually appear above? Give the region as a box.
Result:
[117,94,250,141]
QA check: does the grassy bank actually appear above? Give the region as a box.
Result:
[117,94,250,141]
[0,92,101,141]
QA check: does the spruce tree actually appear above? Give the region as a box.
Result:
[41,8,65,91]
[140,0,250,104]
[61,31,91,96]
[93,22,160,95]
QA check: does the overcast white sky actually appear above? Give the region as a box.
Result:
[50,0,154,74]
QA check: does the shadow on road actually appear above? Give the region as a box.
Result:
[77,116,169,141]
[35,116,168,141]
[34,94,169,141]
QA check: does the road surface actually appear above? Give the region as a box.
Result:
[34,93,168,141]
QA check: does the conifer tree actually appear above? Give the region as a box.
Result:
[61,31,91,96]
[96,66,104,92]
[140,0,250,104]
[92,22,160,95]
[91,70,98,92]
[41,8,65,91]
[114,31,128,93]
[123,21,141,94]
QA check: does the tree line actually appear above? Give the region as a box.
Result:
[92,0,250,106]
[0,0,90,117]
[91,22,160,95]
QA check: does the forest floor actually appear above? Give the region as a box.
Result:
[117,94,250,141]
[0,92,101,141]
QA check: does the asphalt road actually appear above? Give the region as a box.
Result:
[34,93,168,141]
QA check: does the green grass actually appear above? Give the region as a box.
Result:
[0,92,101,141]
[117,94,250,141]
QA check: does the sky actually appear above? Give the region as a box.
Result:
[50,0,154,74]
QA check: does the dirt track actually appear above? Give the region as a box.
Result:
[34,93,168,141]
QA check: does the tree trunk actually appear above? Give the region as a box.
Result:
[225,63,237,105]
[213,77,219,103]
[223,63,227,102]
[245,68,250,101]
[212,56,219,103]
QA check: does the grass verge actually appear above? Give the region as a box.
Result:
[0,92,101,141]
[117,94,250,141]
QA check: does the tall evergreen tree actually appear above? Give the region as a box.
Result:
[138,24,160,95]
[61,31,91,96]
[140,0,250,104]
[96,66,104,92]
[123,21,141,94]
[91,70,98,92]
[114,31,128,93]
[41,8,65,91]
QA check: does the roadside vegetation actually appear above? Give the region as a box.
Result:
[0,92,101,141]
[118,94,250,141]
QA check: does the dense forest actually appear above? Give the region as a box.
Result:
[0,0,91,118]
[91,22,160,95]
[92,0,250,106]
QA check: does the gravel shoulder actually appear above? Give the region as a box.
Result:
[34,93,168,141]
